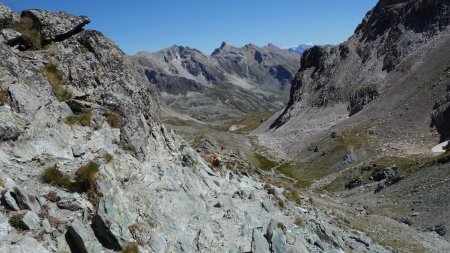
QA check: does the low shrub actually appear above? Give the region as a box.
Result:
[42,166,71,189]
[283,188,302,206]
[74,161,99,192]
[105,112,122,128]
[122,242,139,253]
[66,111,92,126]
[103,153,113,163]
[277,222,287,233]
[294,217,305,228]
[9,213,28,230]
[0,88,8,104]
[41,162,100,207]
[40,63,73,101]
[79,43,89,54]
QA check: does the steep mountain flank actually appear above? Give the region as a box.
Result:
[133,43,299,121]
[252,0,450,246]
[0,4,398,253]
[255,0,450,159]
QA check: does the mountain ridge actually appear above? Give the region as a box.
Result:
[132,41,300,121]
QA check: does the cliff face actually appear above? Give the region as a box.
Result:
[255,0,450,159]
[0,4,393,253]
[133,43,300,121]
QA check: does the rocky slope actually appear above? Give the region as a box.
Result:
[0,4,394,253]
[252,0,450,249]
[255,0,450,159]
[133,43,300,121]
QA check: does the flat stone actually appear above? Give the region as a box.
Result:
[71,144,86,157]
[22,211,41,230]
[8,83,42,117]
[18,175,28,181]
[1,28,22,46]
[57,195,93,211]
[251,228,270,253]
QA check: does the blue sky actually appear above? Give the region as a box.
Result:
[2,0,378,55]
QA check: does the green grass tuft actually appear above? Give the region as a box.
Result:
[40,63,73,102]
[42,166,72,189]
[277,222,287,233]
[66,111,92,126]
[79,43,89,54]
[122,242,139,253]
[9,214,28,230]
[105,112,122,128]
[103,153,113,163]
[294,217,305,228]
[74,161,99,192]
[283,188,302,206]
[8,16,41,50]
[0,87,8,104]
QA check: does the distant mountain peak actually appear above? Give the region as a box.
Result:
[284,44,314,54]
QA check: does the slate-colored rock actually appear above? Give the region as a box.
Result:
[71,144,86,157]
[0,3,20,27]
[0,105,27,141]
[22,211,40,230]
[57,196,93,211]
[251,228,270,253]
[65,220,103,253]
[3,190,20,210]
[1,29,22,46]
[13,186,41,213]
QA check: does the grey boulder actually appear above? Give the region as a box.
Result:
[1,29,22,46]
[0,105,27,141]
[13,186,41,213]
[0,4,19,27]
[3,191,20,211]
[22,211,40,230]
[251,228,270,253]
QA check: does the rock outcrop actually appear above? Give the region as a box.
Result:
[0,4,391,253]
[23,9,91,42]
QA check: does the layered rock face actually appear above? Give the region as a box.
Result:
[255,0,450,159]
[133,43,300,121]
[0,4,390,253]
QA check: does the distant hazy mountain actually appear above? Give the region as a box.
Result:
[284,44,313,54]
[132,42,300,121]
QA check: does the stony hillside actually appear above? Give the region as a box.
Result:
[132,43,299,121]
[251,0,450,248]
[0,4,399,253]
[255,0,450,159]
